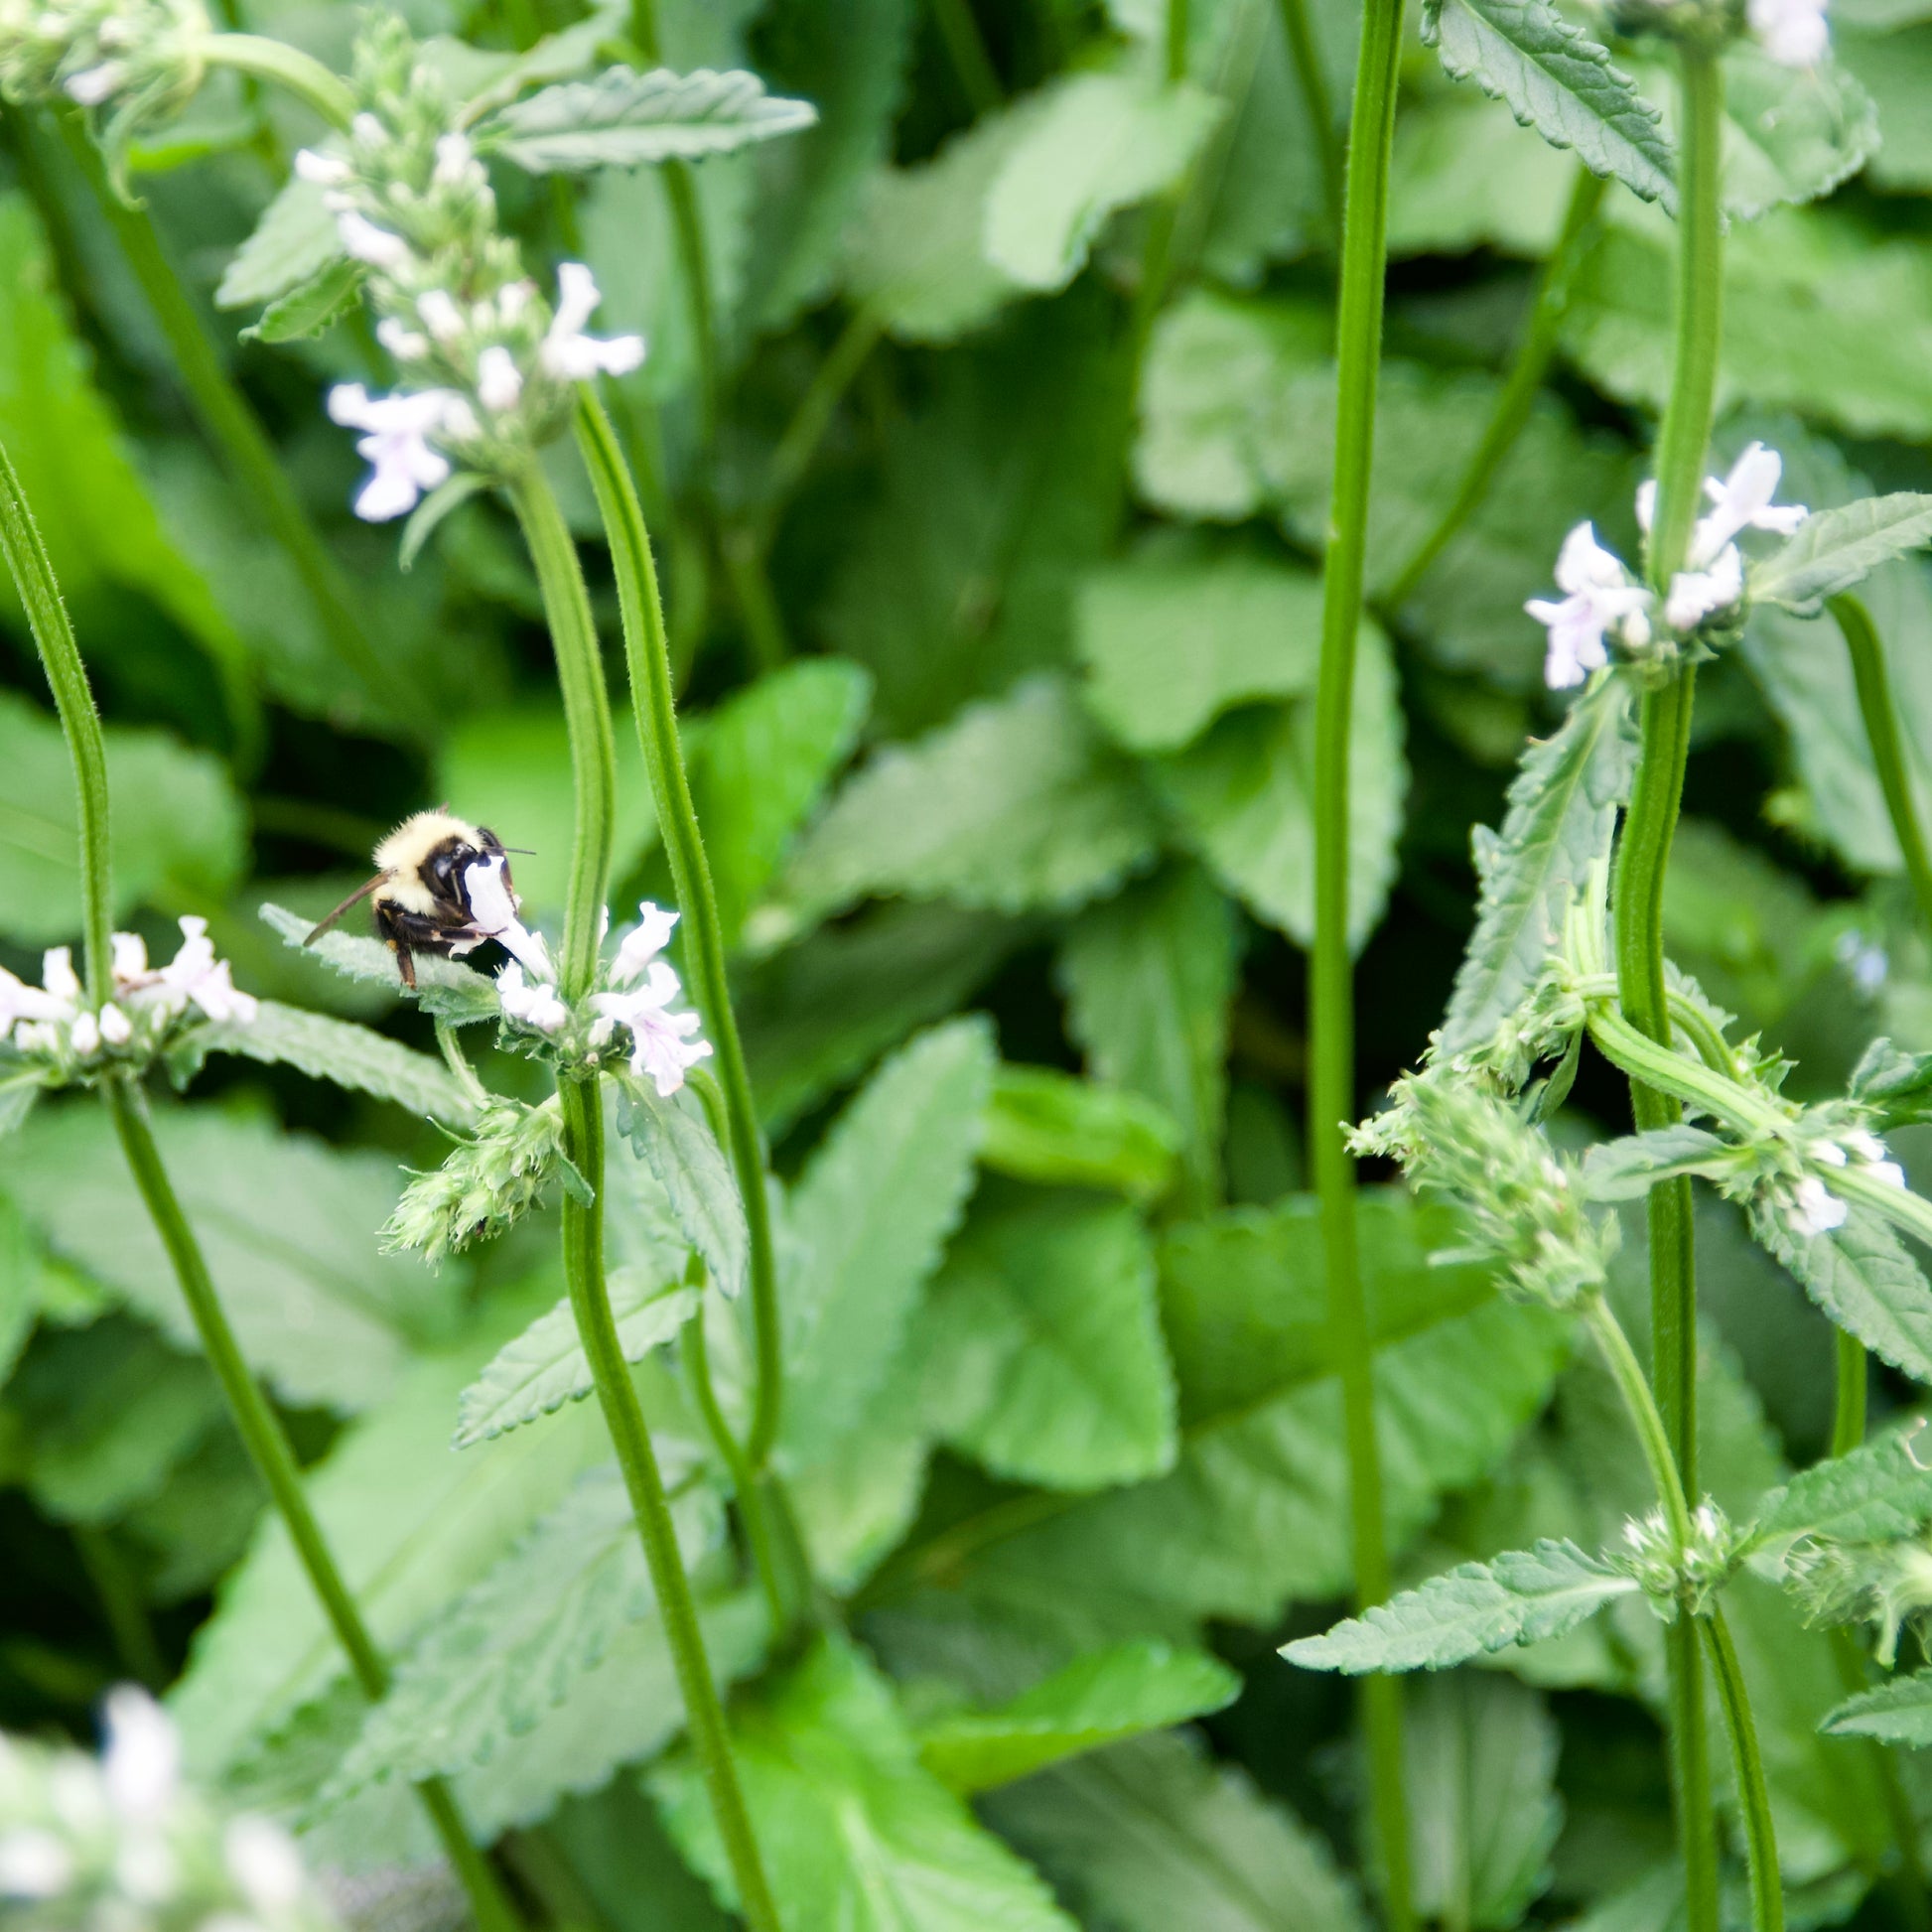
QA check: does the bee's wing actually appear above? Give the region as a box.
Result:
[305,872,392,945]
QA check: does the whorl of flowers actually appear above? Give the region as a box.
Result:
[1528,443,1807,690]
[384,1092,570,1266]
[0,1685,338,1930]
[1612,1501,1740,1618]
[0,0,209,148]
[0,916,255,1079]
[1785,1529,1932,1664]
[304,18,642,521]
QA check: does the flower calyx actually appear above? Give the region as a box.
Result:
[1610,1500,1741,1619]
[383,1091,579,1265]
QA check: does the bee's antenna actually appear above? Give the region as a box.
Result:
[499,845,537,856]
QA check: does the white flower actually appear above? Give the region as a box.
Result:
[152,916,258,1025]
[224,1817,305,1913]
[612,901,679,986]
[98,1002,131,1046]
[1749,0,1829,63]
[293,147,350,187]
[351,111,386,147]
[0,1829,72,1898]
[1792,1173,1849,1236]
[376,317,429,361]
[463,856,553,979]
[433,130,476,186]
[68,1010,99,1055]
[1872,1161,1908,1189]
[477,344,524,413]
[42,946,80,1005]
[335,209,411,271]
[102,1687,179,1823]
[1843,1129,1888,1166]
[327,383,456,521]
[0,961,76,1039]
[1692,443,1807,566]
[592,961,712,1097]
[64,59,125,104]
[1664,542,1744,630]
[416,289,465,343]
[1526,521,1653,689]
[496,961,570,1034]
[539,263,645,382]
[110,931,148,986]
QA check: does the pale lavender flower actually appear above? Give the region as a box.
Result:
[591,961,712,1097]
[327,383,456,520]
[611,901,679,986]
[1526,521,1653,688]
[464,856,553,979]
[477,344,524,413]
[539,263,645,381]
[496,961,570,1034]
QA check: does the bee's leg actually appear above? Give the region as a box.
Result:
[395,939,417,989]
[377,902,447,990]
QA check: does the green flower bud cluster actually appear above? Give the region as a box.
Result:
[382,1091,574,1267]
[1610,1501,1741,1618]
[0,0,208,147]
[1784,1530,1932,1665]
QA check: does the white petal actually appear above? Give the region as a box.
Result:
[102,1688,179,1822]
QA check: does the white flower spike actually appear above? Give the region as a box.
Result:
[101,1687,180,1822]
[327,383,456,521]
[1526,521,1653,689]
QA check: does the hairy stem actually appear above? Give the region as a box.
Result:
[202,32,357,126]
[1608,47,1726,1932]
[1582,1295,1693,1548]
[55,114,431,745]
[1833,1328,1867,1460]
[554,1079,779,1932]
[1311,0,1412,1913]
[1834,593,1932,938]
[1703,1607,1785,1932]
[575,394,785,1472]
[1384,164,1607,611]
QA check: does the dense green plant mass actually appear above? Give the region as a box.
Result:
[8,0,1932,1926]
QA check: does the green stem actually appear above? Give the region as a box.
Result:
[507,471,615,999]
[1703,1607,1785,1932]
[1608,48,1726,1932]
[55,114,430,744]
[719,526,791,671]
[662,165,720,451]
[928,0,1005,113]
[1833,1328,1867,1460]
[105,1079,520,1932]
[201,32,357,128]
[1311,0,1412,1915]
[756,306,886,544]
[1273,0,1342,240]
[1834,593,1932,937]
[575,394,785,1474]
[553,1078,779,1932]
[1384,164,1607,611]
[1583,1295,1693,1546]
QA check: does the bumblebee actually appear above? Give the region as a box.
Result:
[306,810,516,989]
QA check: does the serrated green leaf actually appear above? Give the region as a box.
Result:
[327,1460,741,1796]
[1406,1674,1562,1931]
[759,676,1162,945]
[1822,1669,1932,1746]
[1153,618,1405,952]
[0,695,245,950]
[918,1191,1177,1491]
[5,1104,458,1415]
[1440,677,1637,1055]
[781,1017,995,1462]
[979,1065,1180,1201]
[1839,24,1932,191]
[686,658,871,949]
[1057,864,1238,1214]
[1713,44,1879,219]
[1749,493,1932,616]
[1751,1198,1932,1387]
[1075,544,1322,755]
[214,175,344,310]
[1579,1125,1736,1201]
[478,66,818,172]
[181,1001,476,1122]
[1284,1540,1636,1673]
[984,71,1223,293]
[241,257,366,344]
[399,472,492,571]
[918,1641,1238,1793]
[652,1637,1080,1931]
[613,1076,748,1301]
[169,1292,610,1777]
[1422,0,1675,208]
[1851,1038,1932,1130]
[454,1275,701,1449]
[1748,1423,1932,1553]
[980,1729,1366,1932]
[258,902,504,1026]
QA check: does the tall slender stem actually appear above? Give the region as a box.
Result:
[575,395,785,1472]
[1703,1608,1785,1932]
[1274,0,1341,239]
[1384,164,1608,611]
[201,33,356,127]
[53,114,433,744]
[1608,47,1726,1932]
[2,427,518,1932]
[1833,1328,1867,1460]
[1311,0,1412,1914]
[1834,593,1932,937]
[553,1079,779,1932]
[1583,1295,1693,1546]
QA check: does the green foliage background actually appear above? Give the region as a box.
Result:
[3,0,1932,1924]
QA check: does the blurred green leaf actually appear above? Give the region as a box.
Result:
[1748,492,1932,616]
[652,1637,1079,1931]
[613,1076,748,1300]
[919,1190,1176,1491]
[1838,25,1932,190]
[781,1017,995,1462]
[258,901,503,1026]
[1713,45,1878,219]
[240,257,366,344]
[1389,92,1578,259]
[213,175,343,310]
[1822,1670,1932,1746]
[917,1640,1239,1793]
[1747,1421,1932,1552]
[979,1064,1180,1201]
[0,692,245,947]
